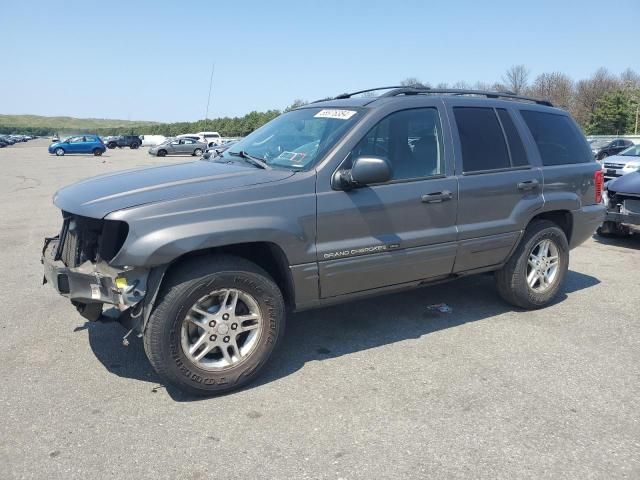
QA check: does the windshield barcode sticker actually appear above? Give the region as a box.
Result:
[314,109,357,120]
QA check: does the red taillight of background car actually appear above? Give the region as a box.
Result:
[594,170,603,203]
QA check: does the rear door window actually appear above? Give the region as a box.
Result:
[453,107,511,172]
[496,109,528,167]
[520,110,592,165]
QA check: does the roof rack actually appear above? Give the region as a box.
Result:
[314,86,553,107]
[379,87,554,106]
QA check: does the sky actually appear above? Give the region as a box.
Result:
[1,0,638,123]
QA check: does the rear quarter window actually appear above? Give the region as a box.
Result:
[520,110,592,165]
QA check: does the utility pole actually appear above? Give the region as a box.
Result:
[204,62,215,129]
[635,103,638,135]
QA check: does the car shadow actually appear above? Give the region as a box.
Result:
[85,270,600,401]
[592,232,640,250]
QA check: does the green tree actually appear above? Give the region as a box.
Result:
[587,90,636,135]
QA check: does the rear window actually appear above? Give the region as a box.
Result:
[454,107,511,172]
[520,110,592,165]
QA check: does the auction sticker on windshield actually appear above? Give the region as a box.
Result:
[314,109,357,120]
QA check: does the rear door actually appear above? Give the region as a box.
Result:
[446,101,544,272]
[316,103,458,298]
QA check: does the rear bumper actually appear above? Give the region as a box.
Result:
[570,204,606,248]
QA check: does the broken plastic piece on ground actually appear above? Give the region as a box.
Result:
[427,303,452,313]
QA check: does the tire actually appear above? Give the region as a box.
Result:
[93,148,103,156]
[157,149,167,157]
[107,142,117,149]
[599,152,608,160]
[193,148,203,156]
[495,220,569,310]
[144,255,286,396]
[55,148,65,156]
[130,143,140,149]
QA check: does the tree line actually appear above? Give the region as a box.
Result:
[398,66,640,135]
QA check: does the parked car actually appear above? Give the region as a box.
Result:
[591,138,634,160]
[599,170,640,236]
[41,87,604,396]
[177,132,223,147]
[48,135,107,156]
[202,140,238,159]
[0,139,7,147]
[0,135,16,145]
[600,143,640,180]
[106,135,142,149]
[148,137,206,157]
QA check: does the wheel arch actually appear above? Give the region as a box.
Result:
[527,210,573,244]
[162,241,294,309]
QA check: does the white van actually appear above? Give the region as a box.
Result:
[177,132,222,147]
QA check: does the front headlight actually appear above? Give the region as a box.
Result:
[623,163,640,172]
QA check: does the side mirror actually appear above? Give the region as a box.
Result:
[335,156,392,189]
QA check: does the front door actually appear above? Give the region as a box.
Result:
[316,106,458,298]
[446,103,544,272]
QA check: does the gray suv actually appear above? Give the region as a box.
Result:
[41,87,605,395]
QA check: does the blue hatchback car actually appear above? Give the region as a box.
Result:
[48,135,106,156]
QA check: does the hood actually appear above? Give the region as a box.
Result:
[607,171,640,195]
[54,160,294,218]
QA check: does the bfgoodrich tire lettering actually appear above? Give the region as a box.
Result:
[495,220,569,309]
[143,255,285,396]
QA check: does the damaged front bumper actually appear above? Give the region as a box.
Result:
[41,236,150,312]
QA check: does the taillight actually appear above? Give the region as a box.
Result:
[594,170,603,203]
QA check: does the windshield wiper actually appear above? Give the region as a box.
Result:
[227,150,271,169]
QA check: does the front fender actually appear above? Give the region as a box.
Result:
[110,216,311,267]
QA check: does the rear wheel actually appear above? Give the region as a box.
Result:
[93,148,103,156]
[193,148,203,156]
[130,142,140,149]
[598,152,609,160]
[107,142,117,149]
[495,220,569,309]
[157,149,167,157]
[55,148,65,156]
[144,255,285,396]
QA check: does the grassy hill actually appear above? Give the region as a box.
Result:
[0,114,159,135]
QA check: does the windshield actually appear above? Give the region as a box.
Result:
[218,107,362,170]
[620,144,640,156]
[591,139,610,148]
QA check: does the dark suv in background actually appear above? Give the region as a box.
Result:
[41,87,604,395]
[106,135,142,149]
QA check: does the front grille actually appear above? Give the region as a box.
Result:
[604,163,625,169]
[53,213,128,267]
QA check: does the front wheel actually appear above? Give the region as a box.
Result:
[130,143,140,149]
[107,142,117,149]
[193,148,203,156]
[144,255,286,396]
[495,220,569,309]
[157,149,167,157]
[55,148,65,156]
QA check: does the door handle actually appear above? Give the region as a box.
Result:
[517,179,539,191]
[421,190,453,203]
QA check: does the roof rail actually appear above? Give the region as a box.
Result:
[380,87,553,106]
[312,86,553,107]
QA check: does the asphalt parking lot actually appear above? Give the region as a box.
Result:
[0,139,639,479]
